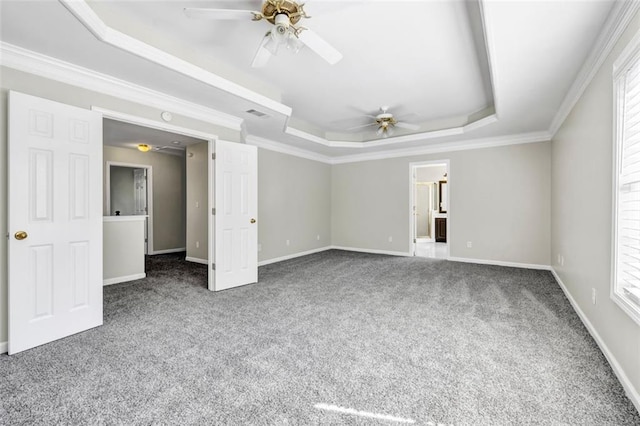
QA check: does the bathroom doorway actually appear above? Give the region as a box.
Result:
[410,161,449,259]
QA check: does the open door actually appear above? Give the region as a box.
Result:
[212,140,258,291]
[8,91,103,354]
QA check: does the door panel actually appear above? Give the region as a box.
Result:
[213,141,257,291]
[8,91,103,354]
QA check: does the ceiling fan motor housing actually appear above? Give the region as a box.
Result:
[262,1,304,25]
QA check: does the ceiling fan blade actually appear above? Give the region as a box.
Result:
[346,122,377,131]
[395,122,420,131]
[184,8,255,20]
[251,35,272,68]
[296,28,343,65]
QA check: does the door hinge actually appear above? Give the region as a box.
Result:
[5,233,9,240]
[413,238,416,243]
[212,153,216,160]
[212,263,216,270]
[212,208,216,215]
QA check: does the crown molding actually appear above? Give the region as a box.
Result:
[59,0,292,118]
[1,40,550,165]
[549,0,640,136]
[283,114,498,148]
[0,42,243,131]
[330,131,551,165]
[247,131,551,165]
[246,135,333,164]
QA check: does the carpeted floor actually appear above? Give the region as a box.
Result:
[1,250,639,425]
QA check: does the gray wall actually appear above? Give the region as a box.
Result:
[104,146,186,252]
[109,166,135,216]
[258,149,332,262]
[332,142,551,265]
[0,66,242,343]
[551,9,640,401]
[186,142,209,261]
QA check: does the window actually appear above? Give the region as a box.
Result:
[612,32,640,325]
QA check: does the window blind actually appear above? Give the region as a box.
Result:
[617,61,640,307]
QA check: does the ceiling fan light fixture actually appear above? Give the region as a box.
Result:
[287,33,304,53]
[264,34,280,55]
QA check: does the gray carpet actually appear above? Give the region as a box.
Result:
[1,250,639,425]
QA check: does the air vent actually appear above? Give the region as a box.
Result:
[246,109,269,118]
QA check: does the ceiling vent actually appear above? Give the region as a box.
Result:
[246,109,269,118]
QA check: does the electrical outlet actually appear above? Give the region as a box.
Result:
[195,201,199,208]
[560,255,565,266]
[195,241,199,249]
[317,234,320,241]
[592,288,597,305]
[286,239,290,246]
[258,243,262,252]
[557,254,561,264]
[388,236,393,243]
[467,241,472,248]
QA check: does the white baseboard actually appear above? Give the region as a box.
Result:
[0,341,7,354]
[185,256,208,265]
[330,245,412,257]
[551,268,640,412]
[447,256,552,271]
[258,246,332,266]
[103,273,146,286]
[150,247,186,255]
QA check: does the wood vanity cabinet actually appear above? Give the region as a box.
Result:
[435,217,447,243]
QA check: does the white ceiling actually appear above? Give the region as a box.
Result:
[103,118,206,155]
[0,0,616,158]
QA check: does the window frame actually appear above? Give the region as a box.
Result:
[611,28,640,326]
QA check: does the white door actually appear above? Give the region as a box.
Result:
[8,91,103,354]
[213,140,258,291]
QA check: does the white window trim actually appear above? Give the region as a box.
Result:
[611,27,640,326]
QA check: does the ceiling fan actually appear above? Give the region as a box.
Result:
[347,106,421,138]
[184,0,343,68]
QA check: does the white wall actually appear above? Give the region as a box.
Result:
[551,9,640,404]
[186,142,209,262]
[103,218,146,283]
[332,142,551,266]
[104,146,186,252]
[417,165,447,182]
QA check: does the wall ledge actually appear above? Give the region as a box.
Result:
[185,256,208,265]
[150,248,186,255]
[329,246,412,257]
[448,256,551,271]
[103,273,146,286]
[258,246,332,266]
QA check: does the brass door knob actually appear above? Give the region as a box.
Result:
[250,218,256,224]
[14,231,28,240]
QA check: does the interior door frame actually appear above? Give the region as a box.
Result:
[105,161,154,254]
[93,107,217,290]
[409,160,450,258]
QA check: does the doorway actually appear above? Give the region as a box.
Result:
[99,109,214,289]
[410,161,449,259]
[106,162,152,254]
